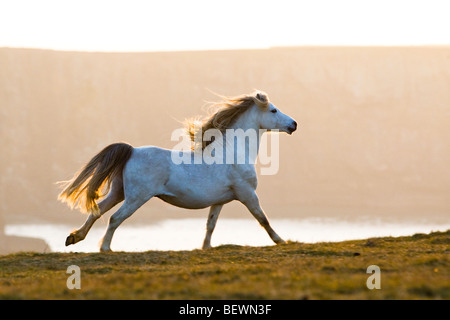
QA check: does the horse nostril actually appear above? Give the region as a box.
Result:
[287,121,298,134]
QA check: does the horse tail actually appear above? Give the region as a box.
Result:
[58,142,133,214]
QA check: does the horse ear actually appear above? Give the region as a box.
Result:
[254,91,269,105]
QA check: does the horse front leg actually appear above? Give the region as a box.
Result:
[202,204,223,249]
[238,190,285,245]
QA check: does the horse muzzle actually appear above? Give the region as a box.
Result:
[287,121,297,134]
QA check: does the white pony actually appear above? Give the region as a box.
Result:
[58,91,297,252]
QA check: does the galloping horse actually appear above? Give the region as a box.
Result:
[58,91,297,252]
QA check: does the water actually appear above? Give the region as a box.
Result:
[5,217,449,253]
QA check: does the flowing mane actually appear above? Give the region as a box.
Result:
[185,91,270,150]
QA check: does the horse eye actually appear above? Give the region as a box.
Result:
[270,109,277,113]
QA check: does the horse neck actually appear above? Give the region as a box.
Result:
[221,107,263,164]
[229,106,260,132]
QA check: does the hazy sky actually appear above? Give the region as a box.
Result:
[1,0,449,52]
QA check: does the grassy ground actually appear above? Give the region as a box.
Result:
[0,230,448,299]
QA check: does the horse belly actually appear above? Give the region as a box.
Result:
[157,185,234,209]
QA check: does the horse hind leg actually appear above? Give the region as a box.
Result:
[99,194,153,252]
[65,177,124,246]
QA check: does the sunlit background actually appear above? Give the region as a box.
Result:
[1,0,449,253]
[1,0,450,51]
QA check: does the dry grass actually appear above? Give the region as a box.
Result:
[0,230,448,299]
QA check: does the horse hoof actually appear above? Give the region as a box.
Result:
[65,234,75,246]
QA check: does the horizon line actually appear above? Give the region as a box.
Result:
[1,44,450,54]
